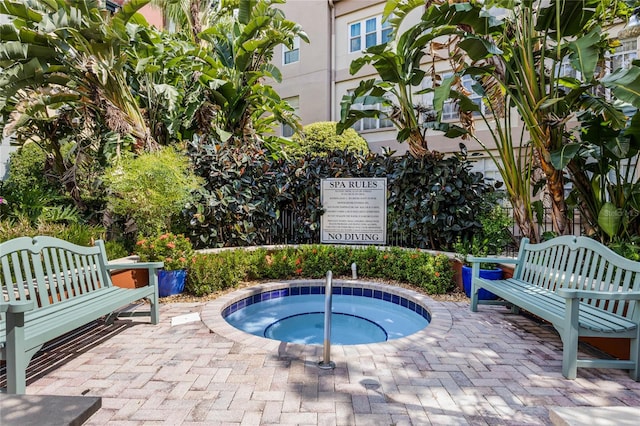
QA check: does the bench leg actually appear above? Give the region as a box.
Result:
[470,279,479,312]
[150,296,159,325]
[149,271,160,325]
[561,298,580,380]
[5,311,28,394]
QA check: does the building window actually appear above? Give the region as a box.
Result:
[439,74,490,120]
[470,157,503,185]
[350,22,361,52]
[283,37,300,65]
[282,96,299,138]
[349,15,393,53]
[349,91,393,131]
[611,39,637,72]
[382,19,392,43]
[557,58,580,79]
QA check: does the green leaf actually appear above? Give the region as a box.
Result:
[568,27,601,79]
[433,75,455,119]
[238,0,258,25]
[598,202,621,238]
[114,0,151,24]
[535,0,597,36]
[0,1,43,23]
[458,37,502,62]
[602,66,640,108]
[550,144,581,169]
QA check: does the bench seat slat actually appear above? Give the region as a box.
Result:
[477,278,637,333]
[0,286,155,358]
[0,287,155,356]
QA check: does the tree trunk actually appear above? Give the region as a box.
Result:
[407,129,432,159]
[511,197,540,243]
[566,160,598,237]
[537,149,571,235]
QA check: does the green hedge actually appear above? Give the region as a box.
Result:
[186,245,455,296]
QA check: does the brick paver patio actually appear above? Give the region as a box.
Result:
[11,282,640,425]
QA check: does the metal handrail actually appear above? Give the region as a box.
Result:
[318,270,335,369]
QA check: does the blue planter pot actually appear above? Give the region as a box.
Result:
[461,265,501,300]
[158,269,187,297]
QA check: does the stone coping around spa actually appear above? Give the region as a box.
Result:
[221,283,432,322]
[201,279,454,356]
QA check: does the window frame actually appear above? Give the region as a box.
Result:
[348,90,394,132]
[281,96,299,138]
[283,36,300,65]
[348,15,393,53]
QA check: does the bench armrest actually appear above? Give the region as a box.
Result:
[467,256,519,265]
[0,300,35,313]
[106,262,164,271]
[557,288,640,301]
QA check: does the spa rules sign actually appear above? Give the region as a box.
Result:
[320,178,387,245]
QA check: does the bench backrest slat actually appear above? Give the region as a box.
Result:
[63,250,80,296]
[518,236,640,322]
[41,247,61,302]
[11,253,28,299]
[0,236,112,308]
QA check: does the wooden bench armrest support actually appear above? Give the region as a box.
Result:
[557,288,640,301]
[106,262,164,272]
[467,256,519,265]
[0,301,35,314]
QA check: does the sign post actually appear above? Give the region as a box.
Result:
[320,178,387,245]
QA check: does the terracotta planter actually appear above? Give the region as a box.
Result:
[451,258,464,292]
[111,268,150,289]
[580,337,630,359]
[500,264,514,279]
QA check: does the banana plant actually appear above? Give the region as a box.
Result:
[192,0,309,150]
[336,16,435,159]
[0,0,154,148]
[552,110,640,242]
[385,0,633,241]
[0,0,156,211]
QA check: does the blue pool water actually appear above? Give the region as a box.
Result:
[223,286,430,345]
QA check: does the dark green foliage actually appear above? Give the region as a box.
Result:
[286,122,369,159]
[1,143,63,223]
[186,140,495,250]
[186,141,286,247]
[183,245,455,296]
[385,151,493,249]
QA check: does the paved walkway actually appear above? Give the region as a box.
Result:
[14,282,640,425]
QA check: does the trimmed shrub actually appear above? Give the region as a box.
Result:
[183,245,455,296]
[286,121,369,158]
[2,143,56,195]
[187,251,248,296]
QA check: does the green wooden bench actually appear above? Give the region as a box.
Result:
[0,236,163,394]
[469,235,640,380]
